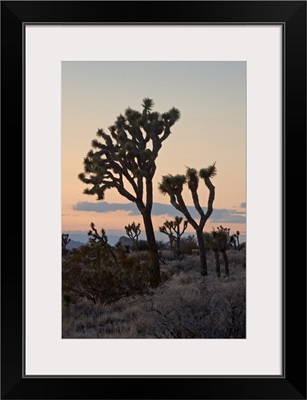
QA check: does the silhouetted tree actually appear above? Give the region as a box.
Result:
[235,230,241,250]
[159,165,216,276]
[88,222,117,262]
[88,222,108,246]
[62,233,71,256]
[204,226,230,277]
[79,98,180,286]
[125,222,141,250]
[159,216,188,253]
[230,230,241,250]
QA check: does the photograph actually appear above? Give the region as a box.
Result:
[1,0,306,398]
[61,61,246,338]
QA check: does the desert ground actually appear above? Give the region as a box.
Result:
[62,248,245,339]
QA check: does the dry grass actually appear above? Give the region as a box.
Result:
[62,249,246,338]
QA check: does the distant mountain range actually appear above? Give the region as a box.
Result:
[66,239,85,250]
[66,237,130,250]
[65,232,123,247]
[64,231,246,248]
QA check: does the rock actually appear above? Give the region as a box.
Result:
[118,236,134,249]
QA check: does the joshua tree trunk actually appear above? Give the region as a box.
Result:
[176,238,181,254]
[142,209,160,287]
[196,229,208,276]
[221,250,229,277]
[214,250,221,277]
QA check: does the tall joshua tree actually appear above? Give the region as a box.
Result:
[159,216,188,253]
[159,165,216,276]
[125,222,141,250]
[79,98,180,286]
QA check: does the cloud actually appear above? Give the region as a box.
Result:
[240,202,246,208]
[73,201,246,224]
[209,209,246,223]
[73,201,138,215]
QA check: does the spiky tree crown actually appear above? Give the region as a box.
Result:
[158,164,217,232]
[186,167,199,191]
[125,222,141,241]
[199,162,217,179]
[159,164,216,197]
[204,225,230,251]
[159,216,188,233]
[158,174,186,195]
[79,99,180,202]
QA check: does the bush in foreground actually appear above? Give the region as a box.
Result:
[62,244,152,305]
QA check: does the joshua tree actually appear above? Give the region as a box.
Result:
[125,222,141,250]
[88,222,117,262]
[159,165,216,275]
[79,98,180,286]
[62,233,71,256]
[159,216,188,253]
[204,226,230,277]
[88,222,108,246]
[229,234,237,249]
[235,230,241,250]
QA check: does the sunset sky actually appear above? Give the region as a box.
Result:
[62,61,246,243]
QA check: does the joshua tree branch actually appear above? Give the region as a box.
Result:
[203,177,215,222]
[174,192,198,231]
[190,188,205,219]
[160,125,171,142]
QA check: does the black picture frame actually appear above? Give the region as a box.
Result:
[1,1,306,399]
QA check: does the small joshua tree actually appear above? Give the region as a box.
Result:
[88,222,117,261]
[159,220,175,250]
[204,226,230,277]
[235,230,241,250]
[62,233,71,256]
[230,230,241,250]
[159,216,188,253]
[159,164,216,276]
[88,222,108,246]
[125,222,141,250]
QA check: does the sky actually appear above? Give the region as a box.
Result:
[62,61,246,243]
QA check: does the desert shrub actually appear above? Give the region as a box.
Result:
[62,244,152,305]
[156,241,167,250]
[159,250,177,262]
[227,248,246,268]
[180,235,198,255]
[63,252,246,339]
[143,263,246,338]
